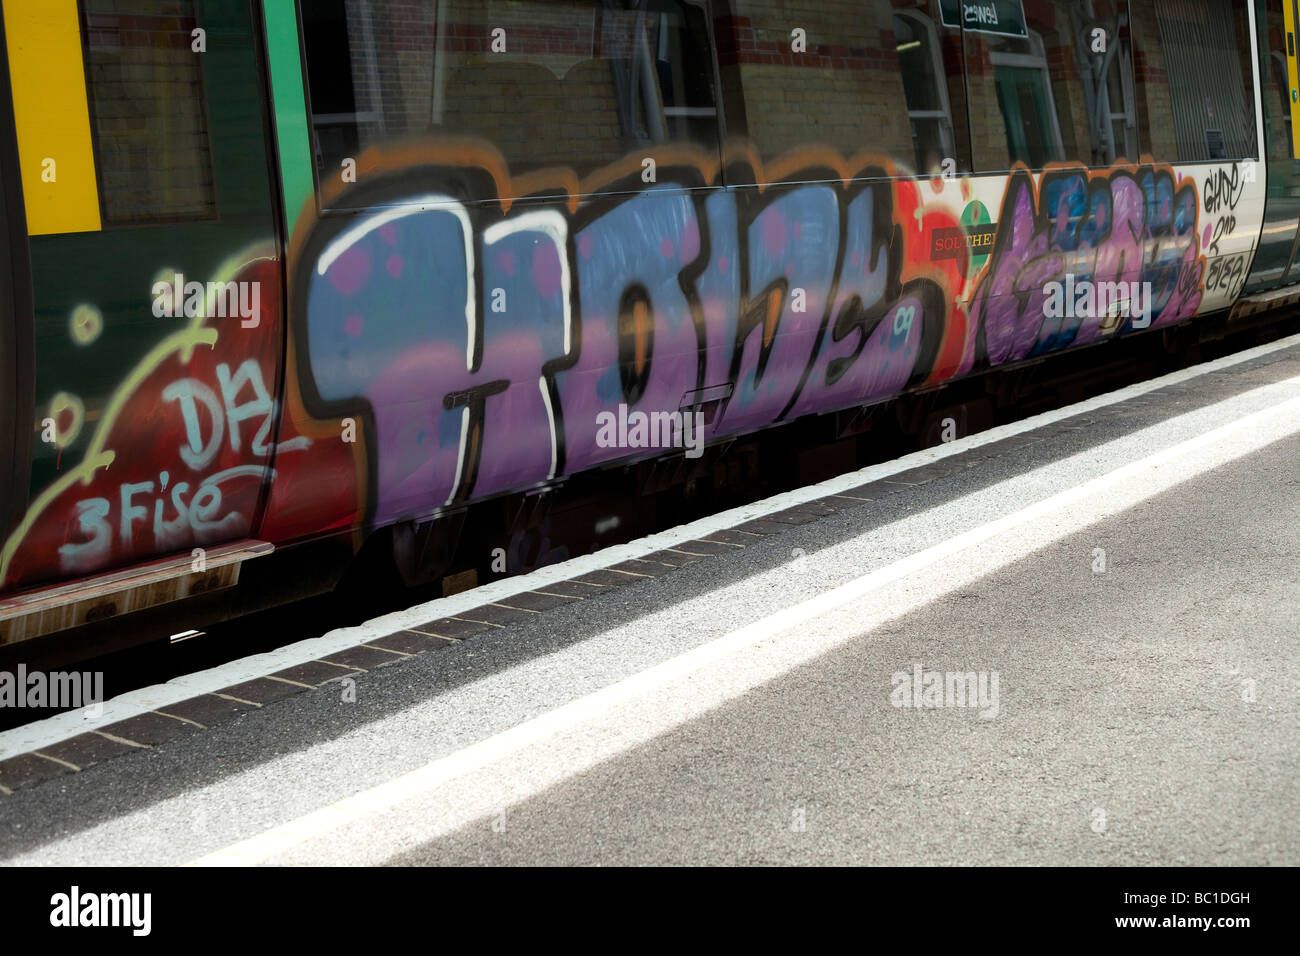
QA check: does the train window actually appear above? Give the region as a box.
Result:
[79,0,217,225]
[1133,0,1259,162]
[964,0,1137,172]
[713,0,968,180]
[300,0,720,205]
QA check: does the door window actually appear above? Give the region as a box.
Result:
[81,0,217,225]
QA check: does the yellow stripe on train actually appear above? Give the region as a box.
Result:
[1287,0,1300,159]
[2,0,101,235]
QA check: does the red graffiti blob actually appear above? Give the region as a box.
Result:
[891,180,970,384]
[3,258,359,593]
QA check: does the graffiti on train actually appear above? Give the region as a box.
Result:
[54,357,291,576]
[0,151,1217,590]
[295,153,1205,528]
[1202,161,1254,296]
[964,166,1205,369]
[295,154,977,527]
[0,256,360,589]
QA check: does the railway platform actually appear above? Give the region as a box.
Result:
[1,333,1298,866]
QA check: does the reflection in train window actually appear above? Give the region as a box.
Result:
[1267,50,1294,159]
[715,0,968,179]
[1134,0,1259,161]
[895,9,956,173]
[81,0,217,225]
[300,0,720,204]
[965,0,1137,172]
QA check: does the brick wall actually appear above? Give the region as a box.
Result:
[718,0,1145,174]
[1134,0,1257,163]
[964,0,1136,170]
[337,0,629,178]
[717,0,920,167]
[1128,0,1176,159]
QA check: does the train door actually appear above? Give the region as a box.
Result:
[1245,0,1300,292]
[0,0,283,595]
[0,5,32,552]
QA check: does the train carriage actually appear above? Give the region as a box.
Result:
[0,0,1295,655]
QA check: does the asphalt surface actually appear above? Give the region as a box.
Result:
[390,432,1300,865]
[1,338,1298,866]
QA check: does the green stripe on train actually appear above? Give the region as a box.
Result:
[264,0,314,238]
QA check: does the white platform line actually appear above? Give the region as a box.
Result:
[190,387,1300,866]
[2,332,1300,763]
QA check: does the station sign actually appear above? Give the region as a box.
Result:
[939,0,1029,38]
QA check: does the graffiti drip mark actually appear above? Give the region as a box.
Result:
[617,286,654,406]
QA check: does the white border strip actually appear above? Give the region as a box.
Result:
[2,332,1300,761]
